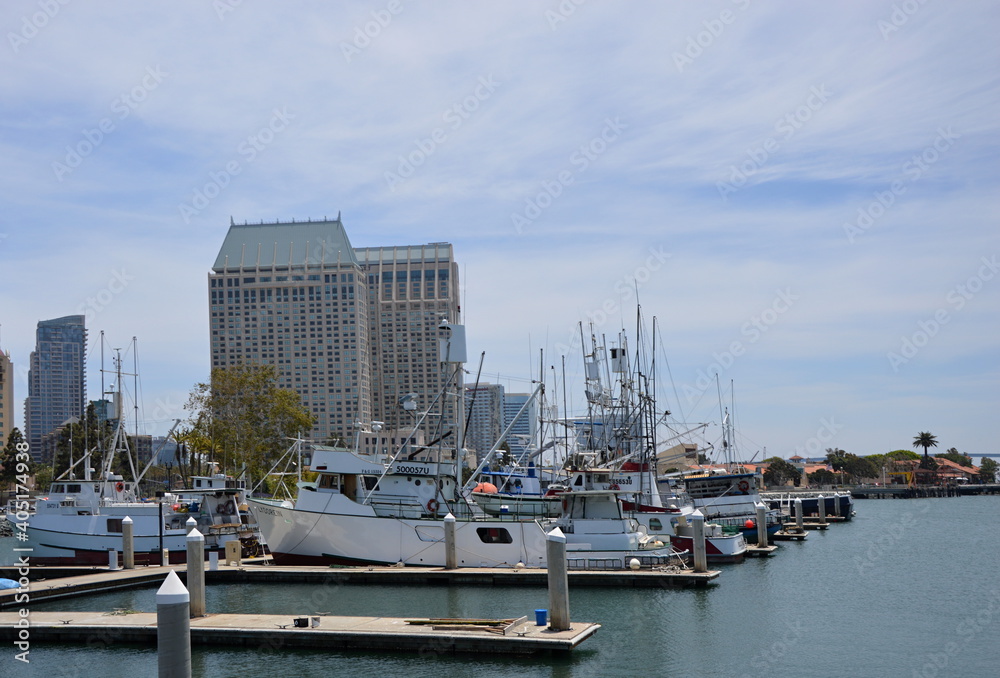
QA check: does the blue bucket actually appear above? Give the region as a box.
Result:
[535,608,548,626]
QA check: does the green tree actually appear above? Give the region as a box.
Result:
[808,468,838,485]
[887,449,920,461]
[1,427,28,487]
[913,431,938,459]
[841,454,879,483]
[184,363,315,484]
[762,457,801,487]
[825,448,847,471]
[978,458,998,484]
[938,448,973,467]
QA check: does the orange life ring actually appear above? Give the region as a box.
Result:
[115,482,124,492]
[426,499,440,513]
[737,480,750,493]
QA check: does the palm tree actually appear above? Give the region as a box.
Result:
[912,431,938,459]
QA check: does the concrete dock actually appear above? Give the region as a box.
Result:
[0,610,600,655]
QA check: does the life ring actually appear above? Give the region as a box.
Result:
[115,482,124,492]
[426,499,439,513]
[737,480,750,493]
[609,483,621,491]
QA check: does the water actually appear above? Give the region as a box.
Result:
[4,496,1000,677]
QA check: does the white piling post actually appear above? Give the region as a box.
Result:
[157,570,191,678]
[208,552,219,571]
[690,509,708,573]
[122,516,134,570]
[817,494,827,524]
[108,548,119,570]
[443,513,457,569]
[794,498,804,531]
[755,503,768,548]
[546,527,571,631]
[186,529,205,618]
[185,516,197,534]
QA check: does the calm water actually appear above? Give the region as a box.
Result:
[4,496,999,677]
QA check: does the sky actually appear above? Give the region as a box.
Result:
[1,1,997,463]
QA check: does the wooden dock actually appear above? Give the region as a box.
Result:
[0,610,599,655]
[1,561,719,611]
[744,545,778,557]
[772,529,808,541]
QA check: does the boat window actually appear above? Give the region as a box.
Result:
[68,484,82,493]
[52,484,64,493]
[195,479,202,488]
[107,519,123,534]
[476,527,513,544]
[574,475,583,487]
[362,476,380,492]
[649,518,663,531]
[318,474,340,490]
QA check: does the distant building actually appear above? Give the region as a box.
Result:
[464,383,505,463]
[0,349,13,443]
[24,315,87,463]
[503,392,538,465]
[209,217,461,449]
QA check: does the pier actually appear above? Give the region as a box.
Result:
[0,609,599,655]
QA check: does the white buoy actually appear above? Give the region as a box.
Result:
[629,558,641,571]
[122,516,134,569]
[157,570,191,678]
[443,512,457,570]
[794,498,804,531]
[186,529,205,618]
[546,527,571,631]
[690,510,708,573]
[817,494,827,524]
[755,503,769,548]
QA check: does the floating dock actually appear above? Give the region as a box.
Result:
[0,610,599,655]
[772,529,808,541]
[744,545,778,558]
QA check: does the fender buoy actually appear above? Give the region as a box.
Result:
[427,499,439,513]
[737,480,750,493]
[115,482,124,492]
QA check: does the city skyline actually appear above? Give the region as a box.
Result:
[1,2,996,461]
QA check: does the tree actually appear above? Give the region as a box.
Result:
[887,449,920,461]
[825,448,847,471]
[808,468,838,485]
[841,454,879,483]
[913,432,938,459]
[978,458,998,484]
[762,457,801,487]
[1,427,28,487]
[184,363,315,484]
[938,448,973,467]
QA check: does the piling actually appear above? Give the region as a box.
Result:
[794,498,804,530]
[108,549,119,571]
[690,509,708,573]
[817,494,827,525]
[156,570,191,678]
[546,527,571,632]
[186,529,205,618]
[122,516,134,570]
[185,517,197,535]
[444,512,457,570]
[755,503,769,548]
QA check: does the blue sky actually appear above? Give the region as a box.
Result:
[1,1,997,461]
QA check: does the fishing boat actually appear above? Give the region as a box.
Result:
[761,491,855,521]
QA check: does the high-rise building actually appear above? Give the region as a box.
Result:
[209,218,461,449]
[0,348,14,444]
[24,315,87,463]
[464,383,504,463]
[503,392,538,465]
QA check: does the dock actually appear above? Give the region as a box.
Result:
[1,561,719,611]
[771,529,808,541]
[0,610,599,655]
[744,545,778,557]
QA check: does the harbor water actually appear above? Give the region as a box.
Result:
[4,495,999,677]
